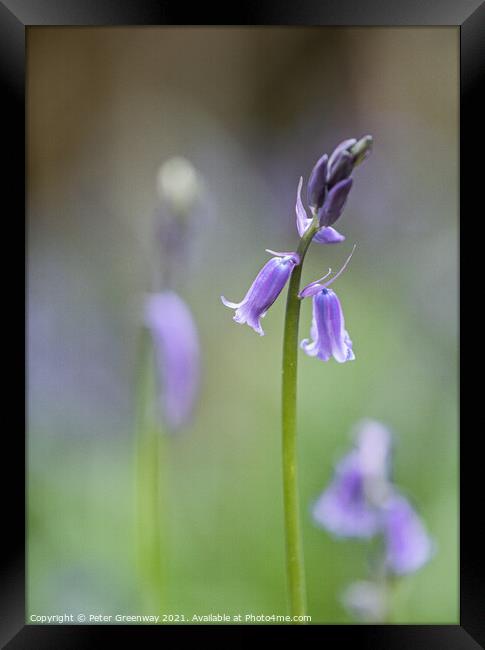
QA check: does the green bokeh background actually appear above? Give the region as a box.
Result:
[28,27,458,623]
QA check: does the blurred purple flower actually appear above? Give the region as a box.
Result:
[144,291,200,432]
[313,419,433,577]
[313,451,381,538]
[382,494,433,575]
[299,247,356,363]
[341,580,387,622]
[313,420,392,537]
[221,251,299,336]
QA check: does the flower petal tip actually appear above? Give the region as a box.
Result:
[221,296,239,309]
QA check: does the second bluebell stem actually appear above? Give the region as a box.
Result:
[134,327,166,612]
[281,216,320,620]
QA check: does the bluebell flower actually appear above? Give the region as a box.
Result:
[312,451,382,538]
[382,494,433,575]
[221,251,300,336]
[313,419,433,578]
[312,420,392,537]
[300,288,354,363]
[299,247,356,363]
[144,291,200,432]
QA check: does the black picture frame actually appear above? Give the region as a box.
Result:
[2,0,480,646]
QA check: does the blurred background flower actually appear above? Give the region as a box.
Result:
[312,420,433,621]
[28,27,457,622]
[144,156,203,432]
[144,290,200,432]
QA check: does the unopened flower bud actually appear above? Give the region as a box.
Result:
[318,177,353,227]
[326,150,354,189]
[307,154,328,209]
[349,135,373,167]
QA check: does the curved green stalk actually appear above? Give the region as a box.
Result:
[281,218,319,619]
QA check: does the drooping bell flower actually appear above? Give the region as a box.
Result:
[144,291,200,432]
[221,250,300,336]
[312,451,382,538]
[382,494,433,575]
[300,288,354,363]
[313,418,433,580]
[312,420,392,538]
[299,247,355,363]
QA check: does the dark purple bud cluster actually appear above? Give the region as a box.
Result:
[306,136,373,228]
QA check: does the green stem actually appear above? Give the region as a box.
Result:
[281,218,319,619]
[134,328,165,613]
